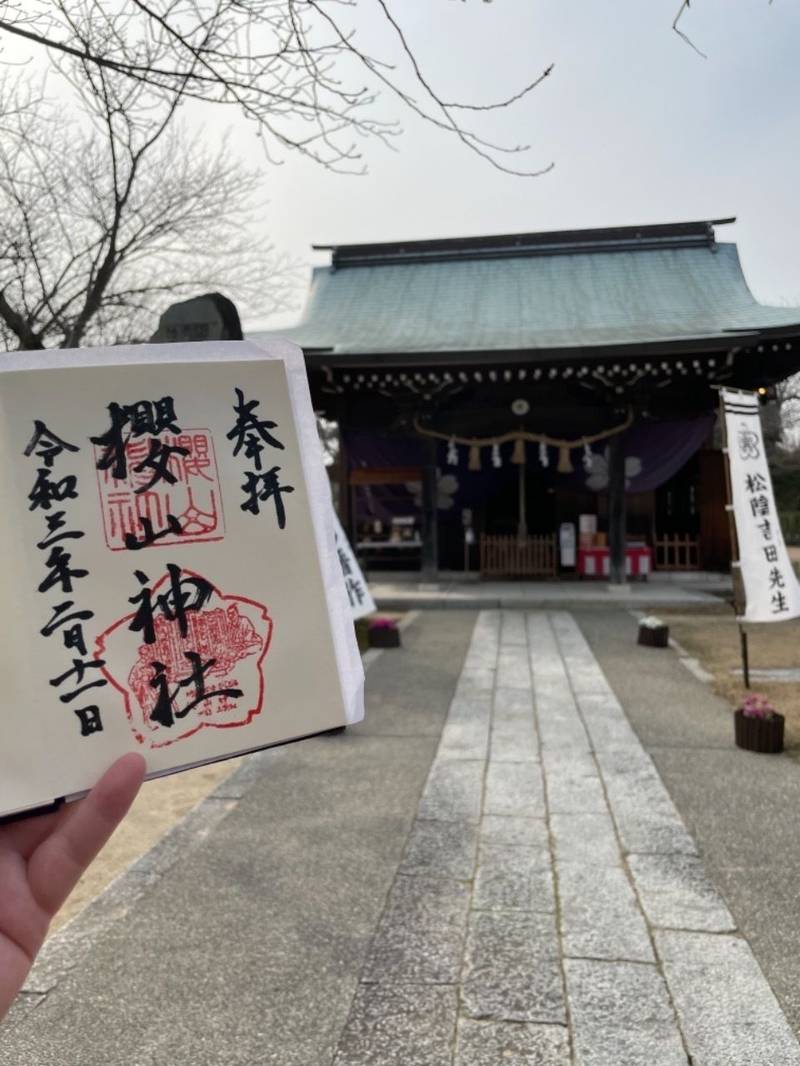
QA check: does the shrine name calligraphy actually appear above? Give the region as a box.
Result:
[91,395,186,549]
[92,396,223,551]
[91,396,181,480]
[24,419,107,737]
[128,563,214,646]
[124,567,258,730]
[148,651,243,729]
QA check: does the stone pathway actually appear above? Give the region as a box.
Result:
[371,579,728,613]
[331,609,800,1066]
[731,667,800,682]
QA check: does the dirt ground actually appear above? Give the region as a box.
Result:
[52,757,241,932]
[657,604,800,757]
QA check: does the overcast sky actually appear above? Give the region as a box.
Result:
[6,1,799,334]
[225,0,800,331]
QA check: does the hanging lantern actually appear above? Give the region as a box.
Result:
[582,441,593,472]
[491,442,502,468]
[468,444,482,471]
[511,437,526,465]
[557,445,573,474]
[447,437,458,466]
[539,440,549,468]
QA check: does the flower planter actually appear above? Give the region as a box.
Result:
[637,621,669,648]
[354,619,371,653]
[368,625,401,649]
[734,708,785,754]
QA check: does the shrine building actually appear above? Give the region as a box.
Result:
[254,219,800,581]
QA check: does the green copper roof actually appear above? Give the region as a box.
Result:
[251,221,800,357]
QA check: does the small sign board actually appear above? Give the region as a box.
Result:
[721,387,800,622]
[151,293,243,343]
[559,522,576,568]
[334,513,376,620]
[0,339,363,818]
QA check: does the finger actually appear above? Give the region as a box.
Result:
[0,806,70,861]
[27,753,146,918]
[0,935,34,1023]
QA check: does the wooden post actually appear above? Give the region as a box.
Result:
[421,438,439,577]
[335,401,353,539]
[517,462,528,538]
[740,625,751,689]
[608,433,626,585]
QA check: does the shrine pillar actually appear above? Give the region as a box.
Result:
[608,433,627,584]
[421,438,439,576]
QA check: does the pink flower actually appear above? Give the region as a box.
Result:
[741,693,776,719]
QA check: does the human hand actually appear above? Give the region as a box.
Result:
[0,753,146,1022]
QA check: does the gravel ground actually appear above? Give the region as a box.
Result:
[655,605,800,756]
[51,757,241,931]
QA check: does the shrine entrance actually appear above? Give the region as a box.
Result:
[257,222,800,583]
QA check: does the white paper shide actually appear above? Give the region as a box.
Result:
[722,387,800,622]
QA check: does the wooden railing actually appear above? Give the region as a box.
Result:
[654,534,701,571]
[480,534,557,578]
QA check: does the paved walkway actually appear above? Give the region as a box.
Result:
[3,609,800,1065]
[331,610,800,1065]
[372,577,730,611]
[582,607,800,1038]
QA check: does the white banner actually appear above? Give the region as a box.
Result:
[334,512,376,620]
[722,388,800,622]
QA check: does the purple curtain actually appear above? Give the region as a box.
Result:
[344,413,714,507]
[573,414,713,494]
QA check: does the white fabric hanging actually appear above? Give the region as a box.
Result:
[722,387,800,622]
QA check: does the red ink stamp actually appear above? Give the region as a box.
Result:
[95,430,225,550]
[96,572,272,748]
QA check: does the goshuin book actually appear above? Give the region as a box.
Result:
[0,339,363,819]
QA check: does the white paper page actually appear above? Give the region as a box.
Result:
[0,339,364,817]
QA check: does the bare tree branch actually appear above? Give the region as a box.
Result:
[0,1,552,175]
[672,2,707,59]
[673,0,774,59]
[0,70,297,350]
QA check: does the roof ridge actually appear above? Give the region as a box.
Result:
[315,219,736,268]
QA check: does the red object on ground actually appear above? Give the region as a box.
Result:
[577,546,652,579]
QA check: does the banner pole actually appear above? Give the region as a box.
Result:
[718,388,751,687]
[740,626,750,689]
